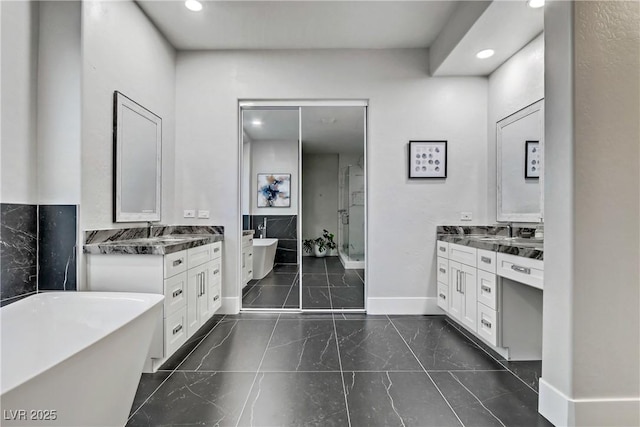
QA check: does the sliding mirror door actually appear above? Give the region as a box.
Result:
[301,106,366,311]
[241,108,301,310]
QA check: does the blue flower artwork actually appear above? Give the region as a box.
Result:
[257,174,291,207]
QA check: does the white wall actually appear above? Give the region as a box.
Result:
[302,153,338,243]
[37,1,81,205]
[250,140,298,215]
[488,34,544,222]
[540,1,640,425]
[81,0,176,230]
[1,1,39,204]
[175,49,488,313]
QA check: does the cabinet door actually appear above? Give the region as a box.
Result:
[186,265,204,338]
[200,260,220,323]
[460,263,477,332]
[448,261,462,321]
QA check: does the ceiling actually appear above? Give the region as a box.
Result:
[243,107,365,154]
[137,1,457,50]
[136,1,544,76]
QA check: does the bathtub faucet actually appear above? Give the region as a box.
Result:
[257,218,267,238]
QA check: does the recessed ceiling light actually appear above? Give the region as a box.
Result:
[251,120,263,127]
[185,0,203,12]
[527,0,545,8]
[476,49,495,59]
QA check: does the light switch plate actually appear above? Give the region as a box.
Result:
[183,210,195,218]
[198,210,210,219]
[460,212,472,221]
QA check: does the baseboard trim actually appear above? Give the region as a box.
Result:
[366,297,443,315]
[219,296,240,314]
[539,378,640,426]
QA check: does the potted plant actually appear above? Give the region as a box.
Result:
[322,229,337,256]
[303,237,327,257]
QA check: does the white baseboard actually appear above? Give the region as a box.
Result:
[366,297,443,315]
[539,378,640,427]
[218,297,240,314]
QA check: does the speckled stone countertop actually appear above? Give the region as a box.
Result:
[84,225,224,255]
[243,230,255,236]
[437,225,543,260]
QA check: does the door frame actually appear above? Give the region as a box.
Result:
[238,99,369,312]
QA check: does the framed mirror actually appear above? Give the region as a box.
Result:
[113,91,162,222]
[497,99,544,223]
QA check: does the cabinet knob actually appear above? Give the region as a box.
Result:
[172,289,183,298]
[481,256,491,264]
[481,285,491,293]
[172,324,183,335]
[173,259,183,267]
[214,269,220,275]
[439,293,446,299]
[439,268,446,273]
[214,247,220,253]
[481,319,492,329]
[213,295,220,301]
[439,247,446,252]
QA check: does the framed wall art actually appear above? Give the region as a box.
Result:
[257,173,291,207]
[408,140,447,179]
[525,140,540,179]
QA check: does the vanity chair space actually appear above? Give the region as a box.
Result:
[85,228,224,372]
[436,228,544,360]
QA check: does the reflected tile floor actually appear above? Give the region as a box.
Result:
[128,314,551,427]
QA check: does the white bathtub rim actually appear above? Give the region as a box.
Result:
[253,238,278,246]
[0,291,164,396]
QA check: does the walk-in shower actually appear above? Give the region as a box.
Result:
[338,160,365,269]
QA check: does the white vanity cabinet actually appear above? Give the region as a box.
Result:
[86,241,222,372]
[241,233,254,287]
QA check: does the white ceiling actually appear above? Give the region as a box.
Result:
[136,1,457,50]
[242,107,365,154]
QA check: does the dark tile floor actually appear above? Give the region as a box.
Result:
[127,314,551,427]
[241,257,365,310]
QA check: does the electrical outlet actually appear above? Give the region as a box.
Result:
[198,210,210,219]
[183,209,196,218]
[460,212,472,221]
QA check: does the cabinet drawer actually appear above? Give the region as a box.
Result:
[436,240,449,257]
[211,241,222,260]
[477,269,497,310]
[164,307,188,357]
[496,253,544,290]
[477,303,499,347]
[242,234,253,248]
[477,249,496,274]
[164,250,187,278]
[163,272,187,317]
[211,282,222,313]
[449,243,477,268]
[437,257,449,285]
[437,282,449,313]
[188,244,213,269]
[210,258,222,283]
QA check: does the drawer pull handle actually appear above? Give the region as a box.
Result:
[173,259,183,267]
[248,270,252,274]
[511,265,531,274]
[173,324,183,335]
[481,256,491,264]
[481,319,492,329]
[248,253,252,257]
[214,247,220,253]
[481,285,491,293]
[439,268,446,273]
[172,289,183,298]
[214,269,220,275]
[439,247,446,252]
[213,295,220,301]
[439,293,446,300]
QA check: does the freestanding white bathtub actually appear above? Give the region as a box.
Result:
[0,292,164,427]
[253,238,279,279]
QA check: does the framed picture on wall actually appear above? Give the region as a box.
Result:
[525,140,540,179]
[408,140,447,179]
[257,173,291,207]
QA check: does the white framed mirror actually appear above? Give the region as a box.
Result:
[114,91,162,222]
[497,99,544,223]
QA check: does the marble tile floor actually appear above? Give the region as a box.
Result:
[127,314,550,427]
[241,257,365,310]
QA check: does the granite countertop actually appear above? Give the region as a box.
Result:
[437,225,543,260]
[243,230,255,236]
[83,225,224,255]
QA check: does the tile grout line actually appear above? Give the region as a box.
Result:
[281,268,299,309]
[324,258,335,310]
[127,314,229,421]
[447,371,507,427]
[445,319,539,395]
[234,313,281,427]
[386,316,467,427]
[332,312,352,427]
